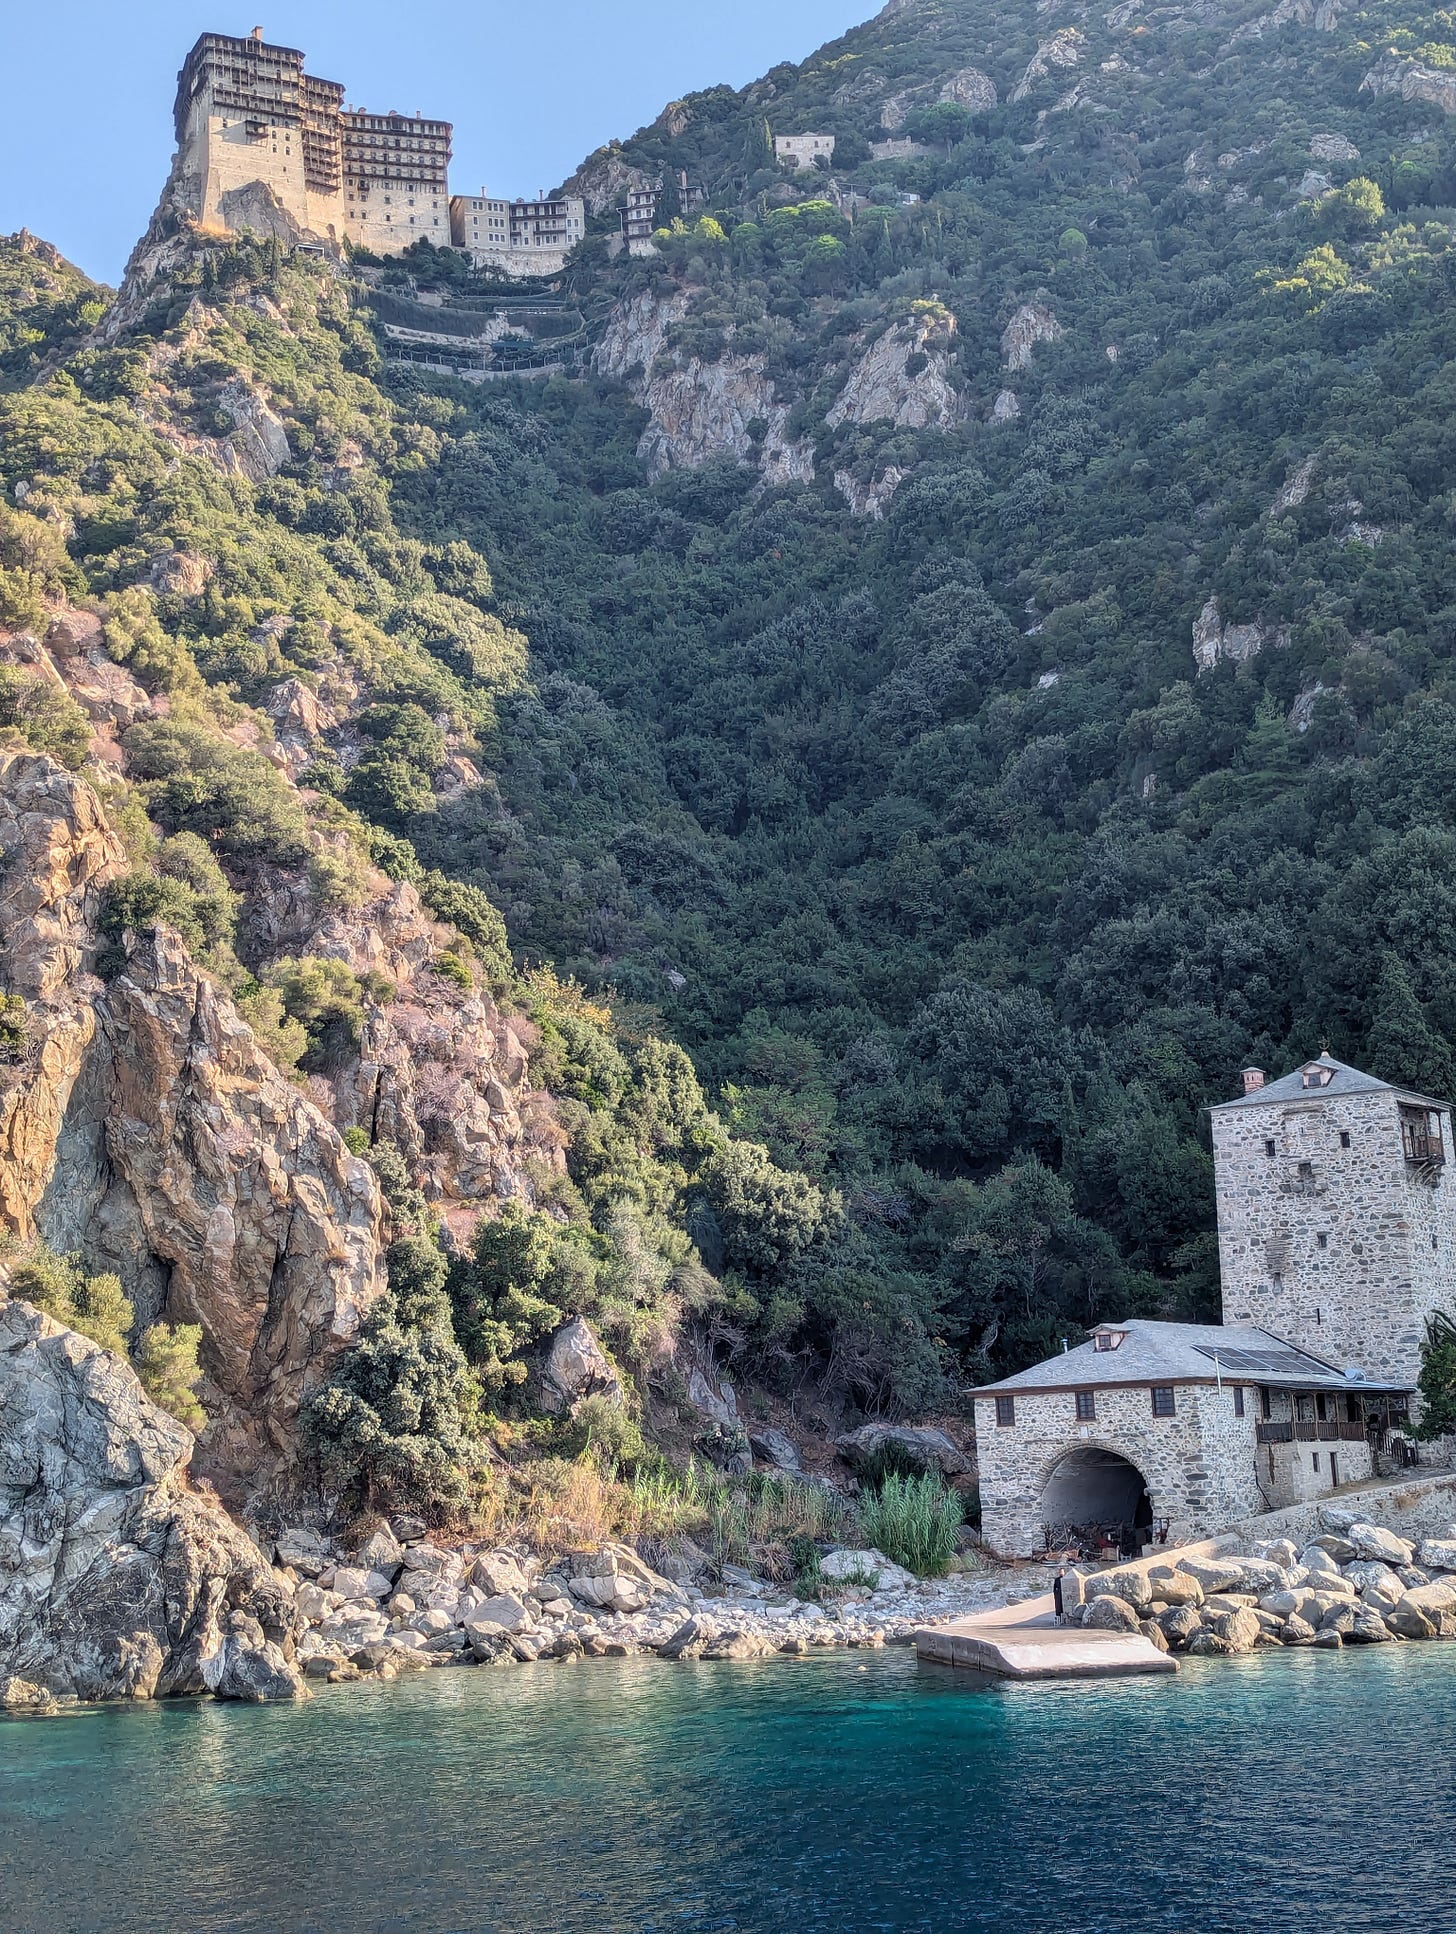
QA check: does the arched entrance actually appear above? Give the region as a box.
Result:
[1040,1446,1153,1557]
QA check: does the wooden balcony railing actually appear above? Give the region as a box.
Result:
[1256,1419,1369,1446]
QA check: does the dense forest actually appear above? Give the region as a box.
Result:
[8,0,1456,1483]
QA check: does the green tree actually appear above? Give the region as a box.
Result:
[1366,954,1456,1098]
[136,1322,207,1432]
[1414,1311,1456,1440]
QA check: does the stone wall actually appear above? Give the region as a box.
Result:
[974,1379,1264,1558]
[1212,1088,1456,1385]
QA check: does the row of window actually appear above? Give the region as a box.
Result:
[992,1384,1208,1427]
[1264,1132,1352,1158]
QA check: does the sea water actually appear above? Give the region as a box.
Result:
[2,1645,1453,1933]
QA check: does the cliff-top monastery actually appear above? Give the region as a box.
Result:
[174,29,585,274]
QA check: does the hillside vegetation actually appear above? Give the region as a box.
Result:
[5,0,1456,1502]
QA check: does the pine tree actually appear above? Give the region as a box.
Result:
[1366,953,1456,1098]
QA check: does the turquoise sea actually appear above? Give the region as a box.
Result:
[2,1645,1452,1933]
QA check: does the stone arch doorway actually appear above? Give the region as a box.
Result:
[1040,1446,1153,1556]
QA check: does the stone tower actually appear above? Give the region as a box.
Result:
[1210,1053,1456,1385]
[172,31,451,254]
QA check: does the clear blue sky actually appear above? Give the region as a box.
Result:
[3,2,871,285]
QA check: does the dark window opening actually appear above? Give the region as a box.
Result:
[1234,1386,1245,1417]
[1346,1394,1362,1423]
[1261,1387,1273,1420]
[1401,1105,1447,1168]
[1313,1452,1321,1472]
[1317,1232,1329,1250]
[1075,1391,1096,1422]
[1298,1160,1314,1180]
[1265,1139,1277,1158]
[1340,1131,1351,1149]
[1151,1386,1177,1418]
[995,1394,1015,1428]
[1315,1392,1328,1421]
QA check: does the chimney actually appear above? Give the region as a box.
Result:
[251,25,264,39]
[1242,1068,1266,1096]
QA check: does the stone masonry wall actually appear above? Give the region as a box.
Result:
[1212,1089,1456,1385]
[974,1380,1263,1559]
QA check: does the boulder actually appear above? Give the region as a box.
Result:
[274,1528,333,1578]
[1158,1604,1203,1647]
[1,1677,60,1713]
[1417,1539,1456,1573]
[565,1542,683,1613]
[1309,1534,1356,1564]
[470,1551,530,1598]
[206,1613,305,1702]
[1138,1618,1170,1654]
[1299,1544,1343,1578]
[294,1583,340,1623]
[318,1610,389,1650]
[1318,1506,1360,1532]
[1084,1566,1154,1613]
[1085,1593,1142,1633]
[819,1548,916,1591]
[704,1629,777,1661]
[0,1298,305,1705]
[834,1424,970,1477]
[1320,1603,1357,1637]
[1313,1630,1344,1649]
[657,1617,712,1660]
[462,1594,529,1639]
[1187,1630,1233,1656]
[1203,1592,1257,1615]
[1209,1607,1261,1654]
[538,1316,623,1416]
[1147,1569,1203,1609]
[1346,1523,1415,1567]
[1387,1595,1438,1640]
[1394,1578,1456,1618]
[1347,1608,1393,1644]
[353,1524,404,1574]
[1284,1614,1317,1645]
[1261,1588,1321,1623]
[1176,1556,1251,1595]
[1265,1539,1300,1571]
[749,1427,803,1472]
[328,1565,394,1603]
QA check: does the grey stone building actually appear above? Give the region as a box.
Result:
[974,1054,1438,1559]
[1211,1053,1456,1385]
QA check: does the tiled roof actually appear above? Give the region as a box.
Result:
[1211,1052,1447,1113]
[974,1318,1412,1396]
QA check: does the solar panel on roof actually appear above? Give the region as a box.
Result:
[1192,1345,1316,1374]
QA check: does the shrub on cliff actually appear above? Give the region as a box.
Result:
[304,1233,478,1518]
[0,668,90,770]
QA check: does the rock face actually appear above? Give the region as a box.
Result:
[537,1316,623,1416]
[1011,31,1083,105]
[1001,303,1062,372]
[1191,596,1290,672]
[560,148,659,217]
[593,287,814,485]
[1361,54,1456,115]
[836,1422,971,1477]
[827,309,965,433]
[0,1296,305,1703]
[0,752,386,1502]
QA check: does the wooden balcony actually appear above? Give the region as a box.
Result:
[1256,1419,1368,1446]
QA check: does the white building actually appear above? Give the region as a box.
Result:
[449,190,585,277]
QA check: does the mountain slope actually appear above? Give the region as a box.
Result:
[5,0,1456,1513]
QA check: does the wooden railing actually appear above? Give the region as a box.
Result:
[1256,1419,1368,1445]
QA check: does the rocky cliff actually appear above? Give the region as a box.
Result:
[0,1295,304,1705]
[0,748,385,1504]
[593,287,815,485]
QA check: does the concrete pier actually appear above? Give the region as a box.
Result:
[916,1596,1177,1680]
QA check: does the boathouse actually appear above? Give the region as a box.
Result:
[974,1054,1438,1559]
